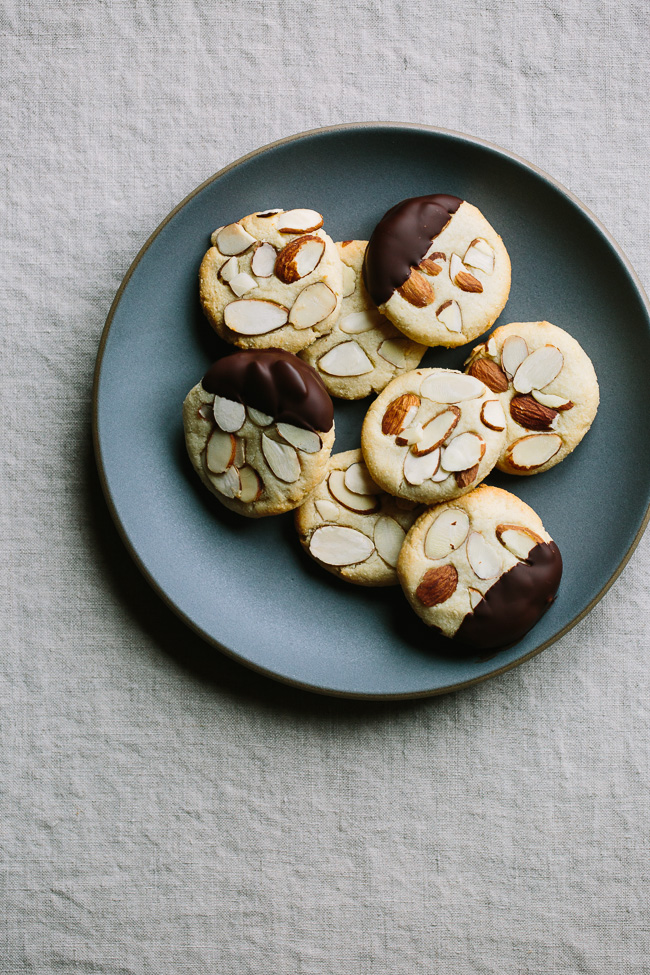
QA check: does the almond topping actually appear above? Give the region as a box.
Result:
[213,395,246,433]
[381,393,421,435]
[454,465,479,488]
[205,429,236,474]
[228,272,259,297]
[450,253,483,292]
[238,466,263,503]
[487,336,497,357]
[216,223,256,256]
[469,587,483,610]
[315,499,340,521]
[247,406,273,426]
[419,252,446,276]
[531,390,574,410]
[218,256,239,283]
[403,447,441,485]
[412,407,460,456]
[344,462,379,496]
[466,531,501,580]
[378,338,408,368]
[436,300,463,333]
[318,341,373,377]
[510,394,558,431]
[480,399,506,431]
[328,469,379,514]
[505,434,562,470]
[276,423,322,453]
[416,564,458,607]
[274,235,325,284]
[513,345,564,394]
[339,308,382,334]
[309,525,374,566]
[420,372,485,403]
[224,299,289,335]
[395,423,424,446]
[501,334,528,380]
[374,517,406,568]
[276,209,323,234]
[397,268,435,307]
[424,508,470,560]
[468,358,509,393]
[251,242,277,277]
[233,437,246,467]
[256,209,282,218]
[496,524,544,560]
[206,465,241,499]
[261,434,301,482]
[341,264,356,297]
[440,432,485,472]
[463,238,495,275]
[289,282,337,329]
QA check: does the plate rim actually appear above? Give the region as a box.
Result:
[92,121,650,700]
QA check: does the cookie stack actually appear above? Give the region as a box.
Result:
[183,196,599,650]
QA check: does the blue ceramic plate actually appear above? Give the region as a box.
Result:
[93,124,650,698]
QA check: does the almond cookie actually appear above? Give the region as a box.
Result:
[295,449,423,586]
[199,208,344,353]
[397,485,562,650]
[363,194,511,348]
[464,321,599,475]
[183,349,335,518]
[361,368,507,504]
[299,240,426,399]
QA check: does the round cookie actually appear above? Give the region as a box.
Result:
[183,349,335,518]
[299,240,426,399]
[397,485,563,649]
[361,368,508,504]
[199,208,344,353]
[363,194,511,348]
[464,321,599,475]
[295,449,423,586]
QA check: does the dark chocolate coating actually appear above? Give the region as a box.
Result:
[454,542,563,651]
[363,194,463,305]
[202,349,334,433]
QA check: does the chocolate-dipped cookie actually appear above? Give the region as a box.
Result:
[397,485,562,650]
[183,349,335,517]
[363,194,511,348]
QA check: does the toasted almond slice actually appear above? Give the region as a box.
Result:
[467,531,501,580]
[274,235,325,283]
[251,241,277,277]
[289,282,337,330]
[374,517,406,567]
[416,564,458,606]
[487,336,497,357]
[328,469,379,513]
[205,429,236,473]
[501,334,528,380]
[216,223,256,255]
[277,209,323,233]
[341,264,356,297]
[382,393,421,435]
[238,466,263,503]
[207,465,241,499]
[420,372,485,403]
[398,268,435,307]
[247,406,273,426]
[315,499,340,521]
[469,587,483,610]
[468,357,509,392]
[344,462,379,496]
[436,299,463,333]
[276,422,322,454]
[440,432,485,472]
[412,407,460,456]
[261,434,301,482]
[318,341,373,376]
[340,308,382,334]
[396,423,424,446]
[378,338,407,368]
[463,238,495,275]
[531,389,574,410]
[496,524,544,559]
[256,208,282,218]
[224,299,289,335]
[480,399,506,431]
[513,345,564,393]
[506,434,562,470]
[218,256,239,283]
[233,437,246,467]
[424,507,470,560]
[213,395,246,433]
[229,272,259,297]
[309,525,374,566]
[403,447,441,485]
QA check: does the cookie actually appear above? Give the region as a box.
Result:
[397,485,562,649]
[299,240,426,399]
[361,368,507,504]
[199,208,343,353]
[183,349,335,518]
[363,194,511,347]
[465,321,599,475]
[295,449,423,586]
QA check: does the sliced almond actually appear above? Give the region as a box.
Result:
[309,525,374,566]
[398,268,435,307]
[424,507,470,560]
[218,256,239,283]
[531,389,574,410]
[416,564,458,607]
[436,299,463,333]
[207,465,241,499]
[510,394,558,431]
[315,499,340,521]
[340,308,382,334]
[505,434,562,470]
[276,209,323,234]
[466,531,501,580]
[469,587,483,610]
[450,253,483,292]
[233,437,246,467]
[396,423,424,446]
[251,241,277,277]
[454,464,479,488]
[419,251,446,276]
[487,336,497,357]
[374,517,406,568]
[468,357,509,392]
[256,209,282,218]
[205,429,236,473]
[501,334,528,380]
[513,345,564,393]
[229,272,259,297]
[318,341,373,376]
[213,395,246,433]
[378,338,408,368]
[382,393,421,436]
[341,264,356,297]
[412,407,460,456]
[276,422,322,454]
[289,282,337,329]
[463,238,495,275]
[440,433,485,472]
[423,243,446,260]
[224,299,289,335]
[198,402,214,421]
[403,447,441,485]
[420,372,485,403]
[431,466,451,482]
[328,469,379,513]
[496,524,544,560]
[238,466,263,503]
[480,399,506,431]
[274,235,325,284]
[247,406,273,426]
[261,434,301,482]
[216,223,256,256]
[345,462,379,496]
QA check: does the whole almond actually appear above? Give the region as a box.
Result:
[381,393,421,436]
[468,358,509,393]
[416,564,458,607]
[454,464,479,488]
[398,269,435,307]
[510,394,558,431]
[419,252,445,276]
[455,270,483,293]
